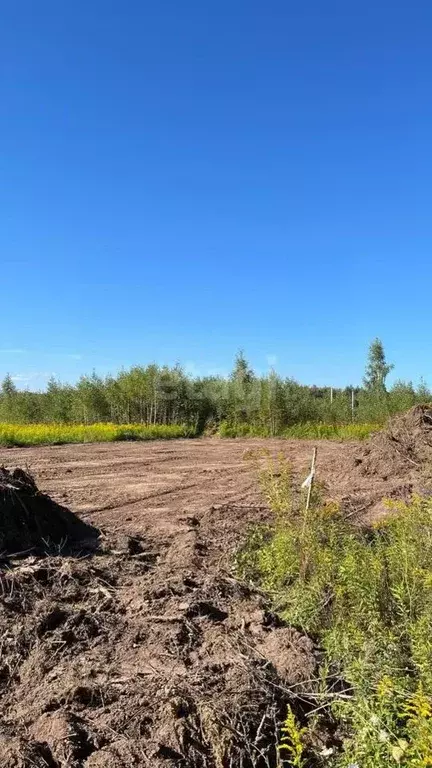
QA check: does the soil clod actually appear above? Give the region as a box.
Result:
[0,474,319,766]
[0,466,100,559]
[355,404,432,482]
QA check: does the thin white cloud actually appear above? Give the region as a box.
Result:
[266,354,278,367]
[184,361,201,377]
[0,350,83,360]
[183,362,229,379]
[11,372,55,384]
[207,366,229,377]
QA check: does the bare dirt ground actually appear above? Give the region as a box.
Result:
[1,437,396,539]
[0,436,415,767]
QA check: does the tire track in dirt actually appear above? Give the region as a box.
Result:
[1,436,397,537]
[82,482,203,516]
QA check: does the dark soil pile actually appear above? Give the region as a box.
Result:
[355,404,432,483]
[0,509,323,767]
[0,467,99,558]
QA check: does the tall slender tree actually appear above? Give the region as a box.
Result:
[1,374,17,397]
[363,338,394,392]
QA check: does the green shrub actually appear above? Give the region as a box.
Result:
[218,421,378,440]
[237,461,432,767]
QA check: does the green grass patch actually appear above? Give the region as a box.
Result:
[237,458,432,767]
[218,420,378,440]
[0,422,192,447]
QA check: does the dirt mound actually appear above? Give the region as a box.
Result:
[0,467,99,559]
[355,405,432,483]
[0,512,321,767]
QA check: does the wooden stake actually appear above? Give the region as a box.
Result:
[305,446,317,512]
[301,446,317,542]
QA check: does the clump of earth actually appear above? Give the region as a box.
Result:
[355,404,432,483]
[0,466,99,559]
[0,471,321,767]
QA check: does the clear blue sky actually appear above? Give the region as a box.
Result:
[1,1,431,389]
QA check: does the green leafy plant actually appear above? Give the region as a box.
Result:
[279,705,307,767]
[237,463,432,767]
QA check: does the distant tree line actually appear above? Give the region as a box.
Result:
[0,341,429,432]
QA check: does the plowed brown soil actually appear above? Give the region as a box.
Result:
[0,436,414,766]
[0,437,406,536]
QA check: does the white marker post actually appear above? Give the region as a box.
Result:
[302,446,317,512]
[301,446,317,538]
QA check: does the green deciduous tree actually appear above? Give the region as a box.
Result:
[1,374,17,397]
[0,346,428,430]
[363,338,394,393]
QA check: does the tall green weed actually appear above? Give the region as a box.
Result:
[237,460,432,767]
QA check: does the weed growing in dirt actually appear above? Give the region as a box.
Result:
[279,705,307,767]
[237,459,432,767]
[0,422,192,446]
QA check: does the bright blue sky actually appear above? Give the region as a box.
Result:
[1,1,432,389]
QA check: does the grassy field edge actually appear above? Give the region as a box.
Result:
[0,421,380,446]
[217,420,379,440]
[0,423,193,447]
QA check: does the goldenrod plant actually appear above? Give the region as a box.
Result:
[0,422,191,446]
[237,462,432,767]
[279,705,307,767]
